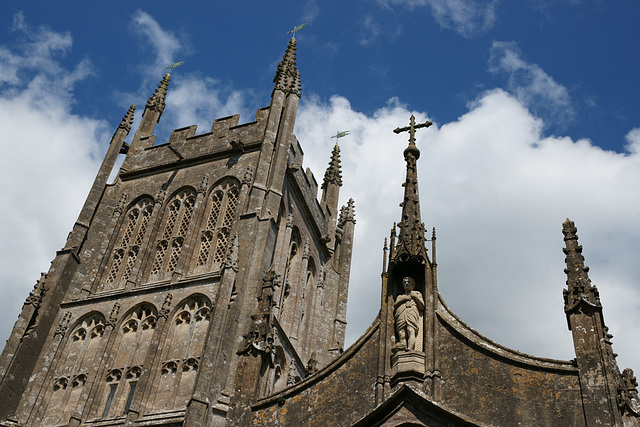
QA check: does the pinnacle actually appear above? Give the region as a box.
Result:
[118,104,136,133]
[273,38,301,96]
[322,143,343,189]
[562,218,601,312]
[146,73,171,115]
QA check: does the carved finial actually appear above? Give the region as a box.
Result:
[562,219,601,313]
[242,165,254,186]
[391,116,431,266]
[199,174,209,194]
[286,212,294,229]
[146,73,171,116]
[158,293,173,320]
[302,238,310,259]
[54,311,72,337]
[619,368,640,417]
[114,193,128,215]
[305,352,318,375]
[274,38,301,96]
[223,233,239,272]
[155,183,169,206]
[322,143,343,189]
[25,273,47,308]
[118,104,136,133]
[345,198,355,223]
[107,302,121,328]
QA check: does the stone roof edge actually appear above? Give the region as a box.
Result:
[351,384,492,427]
[253,314,381,409]
[436,293,577,372]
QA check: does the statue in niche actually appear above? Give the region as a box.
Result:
[394,276,424,351]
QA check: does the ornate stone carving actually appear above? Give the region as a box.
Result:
[155,183,168,206]
[199,174,209,195]
[158,293,173,321]
[25,273,47,308]
[106,302,121,328]
[118,104,136,133]
[145,73,170,115]
[54,311,72,338]
[619,368,640,417]
[237,268,279,366]
[114,193,128,215]
[242,165,254,186]
[393,277,424,351]
[305,352,318,376]
[562,219,602,313]
[222,233,239,272]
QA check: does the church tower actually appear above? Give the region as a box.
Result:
[0,36,355,426]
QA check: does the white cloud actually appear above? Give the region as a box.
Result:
[296,89,640,373]
[0,14,107,345]
[489,41,574,126]
[378,0,498,37]
[131,10,183,78]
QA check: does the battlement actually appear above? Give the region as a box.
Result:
[121,106,271,178]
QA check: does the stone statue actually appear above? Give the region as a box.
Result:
[394,276,424,351]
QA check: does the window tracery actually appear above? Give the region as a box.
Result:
[150,189,197,279]
[151,295,212,411]
[41,313,106,425]
[195,180,240,272]
[105,198,154,288]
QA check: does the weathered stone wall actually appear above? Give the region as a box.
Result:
[250,320,381,426]
[435,299,585,426]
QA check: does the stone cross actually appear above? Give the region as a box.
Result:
[393,115,432,147]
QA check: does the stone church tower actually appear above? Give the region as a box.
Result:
[1,36,639,427]
[0,37,354,426]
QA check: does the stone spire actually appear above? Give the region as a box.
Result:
[273,38,301,96]
[132,73,171,144]
[145,73,170,118]
[391,115,432,265]
[562,218,602,315]
[322,143,343,189]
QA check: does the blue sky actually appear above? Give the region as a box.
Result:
[1,1,639,374]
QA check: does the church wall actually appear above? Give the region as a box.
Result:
[434,305,586,426]
[250,321,381,426]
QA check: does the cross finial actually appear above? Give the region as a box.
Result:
[393,115,432,147]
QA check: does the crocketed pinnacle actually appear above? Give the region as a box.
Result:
[322,143,343,189]
[392,132,429,265]
[145,73,171,115]
[338,199,356,227]
[118,104,136,133]
[562,218,601,313]
[273,38,301,96]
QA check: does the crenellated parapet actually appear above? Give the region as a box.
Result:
[121,107,272,179]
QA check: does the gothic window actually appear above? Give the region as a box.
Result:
[150,189,196,280]
[104,198,154,289]
[99,304,157,419]
[194,180,240,273]
[151,295,212,411]
[41,313,106,426]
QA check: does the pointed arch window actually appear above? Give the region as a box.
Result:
[105,198,154,289]
[150,189,197,280]
[151,295,212,411]
[194,180,239,272]
[41,313,106,426]
[98,304,157,419]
